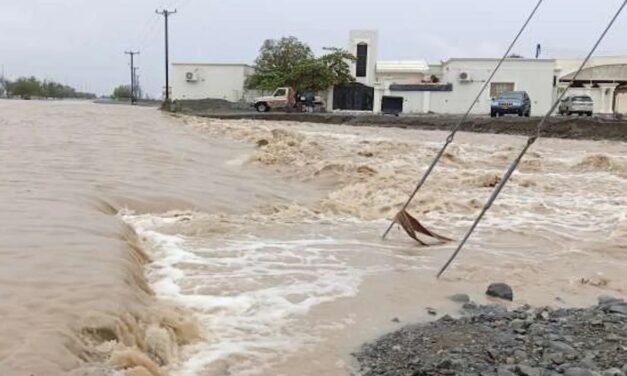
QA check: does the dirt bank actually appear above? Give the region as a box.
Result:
[188,112,627,142]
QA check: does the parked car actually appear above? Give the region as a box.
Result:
[252,87,324,112]
[490,91,531,117]
[558,95,593,116]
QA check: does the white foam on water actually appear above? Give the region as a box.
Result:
[121,212,368,376]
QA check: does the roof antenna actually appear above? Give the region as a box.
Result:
[536,43,542,59]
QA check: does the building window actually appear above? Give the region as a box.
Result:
[356,43,368,78]
[490,82,515,98]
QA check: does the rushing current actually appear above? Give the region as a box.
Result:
[1,100,625,376]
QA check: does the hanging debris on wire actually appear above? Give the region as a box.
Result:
[394,210,452,246]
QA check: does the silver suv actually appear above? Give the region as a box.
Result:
[558,96,593,116]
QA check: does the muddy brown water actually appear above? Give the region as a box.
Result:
[0,100,625,376]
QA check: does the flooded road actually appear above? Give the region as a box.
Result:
[1,101,625,376]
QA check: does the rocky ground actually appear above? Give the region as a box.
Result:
[354,296,627,376]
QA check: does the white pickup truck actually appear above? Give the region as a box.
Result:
[253,87,325,112]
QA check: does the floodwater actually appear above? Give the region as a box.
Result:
[1,101,625,376]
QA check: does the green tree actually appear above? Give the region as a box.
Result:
[287,58,331,92]
[246,37,355,92]
[10,77,42,98]
[112,85,132,100]
[0,76,95,99]
[41,80,76,98]
[246,36,314,90]
[317,48,356,87]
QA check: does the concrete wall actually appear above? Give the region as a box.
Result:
[172,64,253,102]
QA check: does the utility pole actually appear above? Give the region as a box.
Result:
[124,50,140,104]
[133,66,140,100]
[156,9,177,102]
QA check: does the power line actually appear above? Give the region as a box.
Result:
[381,0,545,240]
[124,50,140,104]
[437,0,627,279]
[156,8,177,102]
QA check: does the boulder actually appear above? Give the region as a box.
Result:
[598,296,622,305]
[608,304,627,316]
[448,293,471,303]
[486,283,514,301]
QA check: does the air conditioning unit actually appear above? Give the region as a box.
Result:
[185,72,198,82]
[458,72,471,82]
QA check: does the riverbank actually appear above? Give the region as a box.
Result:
[355,297,627,376]
[190,112,627,142]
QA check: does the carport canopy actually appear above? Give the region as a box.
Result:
[560,63,627,83]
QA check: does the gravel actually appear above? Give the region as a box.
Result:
[354,297,627,376]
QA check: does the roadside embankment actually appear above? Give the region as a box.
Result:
[193,112,627,142]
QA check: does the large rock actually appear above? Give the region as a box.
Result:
[608,304,627,316]
[486,283,514,301]
[598,296,622,305]
[448,293,470,304]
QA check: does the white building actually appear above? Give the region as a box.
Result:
[171,63,254,102]
[170,30,627,114]
[335,29,627,115]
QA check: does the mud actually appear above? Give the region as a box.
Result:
[193,112,627,142]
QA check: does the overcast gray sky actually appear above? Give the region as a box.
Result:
[2,0,627,96]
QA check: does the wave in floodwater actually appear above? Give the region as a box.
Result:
[121,212,375,375]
